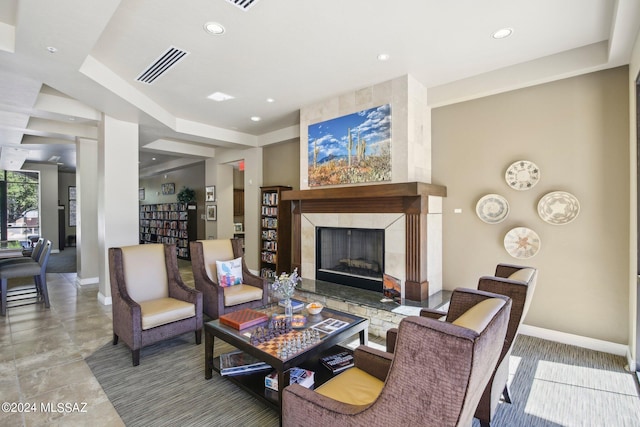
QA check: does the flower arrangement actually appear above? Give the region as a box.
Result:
[271,268,302,300]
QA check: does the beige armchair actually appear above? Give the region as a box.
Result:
[386,263,537,427]
[109,243,203,366]
[190,239,268,319]
[283,288,512,427]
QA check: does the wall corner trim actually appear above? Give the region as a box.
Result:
[97,292,112,306]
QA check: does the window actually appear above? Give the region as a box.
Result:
[0,170,40,241]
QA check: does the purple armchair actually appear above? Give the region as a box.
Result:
[109,243,203,366]
[283,288,512,427]
[189,239,268,319]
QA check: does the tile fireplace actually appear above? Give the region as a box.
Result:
[282,182,446,301]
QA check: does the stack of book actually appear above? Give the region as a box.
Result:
[219,351,272,376]
[320,351,354,374]
[264,367,314,390]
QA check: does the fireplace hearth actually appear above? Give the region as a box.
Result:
[316,227,384,292]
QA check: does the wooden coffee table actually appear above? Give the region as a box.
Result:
[204,304,369,413]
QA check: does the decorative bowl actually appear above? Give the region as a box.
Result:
[306,302,323,315]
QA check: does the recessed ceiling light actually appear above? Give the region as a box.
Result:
[491,27,513,39]
[207,91,235,102]
[204,22,225,35]
[377,53,390,61]
[152,157,156,161]
[266,98,275,103]
[46,46,57,53]
[250,116,261,122]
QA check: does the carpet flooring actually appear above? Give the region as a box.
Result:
[86,329,640,427]
[86,335,279,427]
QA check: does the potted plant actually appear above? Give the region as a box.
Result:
[177,187,196,204]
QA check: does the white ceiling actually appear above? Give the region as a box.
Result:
[0,0,638,173]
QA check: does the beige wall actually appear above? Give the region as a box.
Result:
[263,140,301,190]
[432,66,630,344]
[23,162,59,251]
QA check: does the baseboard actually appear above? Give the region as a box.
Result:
[520,324,630,358]
[97,292,112,306]
[75,276,99,287]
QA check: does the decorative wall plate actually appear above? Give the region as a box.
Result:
[476,194,510,224]
[537,191,580,225]
[505,160,540,190]
[504,227,541,259]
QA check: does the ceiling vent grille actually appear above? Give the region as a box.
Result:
[226,0,260,11]
[136,46,189,84]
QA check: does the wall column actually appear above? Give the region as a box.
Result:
[97,115,139,305]
[76,137,99,286]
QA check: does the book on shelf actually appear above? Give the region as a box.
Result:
[320,351,354,374]
[277,299,304,312]
[219,350,272,376]
[219,309,269,330]
[264,367,315,391]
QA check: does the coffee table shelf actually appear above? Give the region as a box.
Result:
[204,304,368,415]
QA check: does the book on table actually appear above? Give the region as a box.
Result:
[277,298,305,312]
[218,308,269,330]
[320,350,354,374]
[264,367,315,391]
[219,350,272,376]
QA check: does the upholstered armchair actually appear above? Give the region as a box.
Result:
[386,263,537,427]
[190,239,268,319]
[283,288,512,427]
[109,243,203,366]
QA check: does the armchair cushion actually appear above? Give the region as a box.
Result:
[451,298,505,333]
[315,367,384,406]
[140,297,196,330]
[201,240,235,282]
[508,267,536,282]
[223,284,263,306]
[216,257,243,287]
[121,244,169,302]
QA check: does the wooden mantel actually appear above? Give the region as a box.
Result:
[281,182,446,215]
[282,182,447,301]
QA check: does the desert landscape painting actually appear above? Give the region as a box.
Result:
[308,104,391,187]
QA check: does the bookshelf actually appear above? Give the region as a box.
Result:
[260,186,292,279]
[139,203,197,259]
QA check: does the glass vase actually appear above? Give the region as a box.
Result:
[284,298,293,320]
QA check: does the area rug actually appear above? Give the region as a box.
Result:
[85,334,279,427]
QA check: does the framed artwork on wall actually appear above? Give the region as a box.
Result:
[68,186,76,201]
[161,183,175,195]
[69,200,77,227]
[139,188,145,201]
[307,104,392,187]
[205,185,216,202]
[206,205,217,221]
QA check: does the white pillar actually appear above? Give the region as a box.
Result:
[76,137,99,286]
[97,115,139,305]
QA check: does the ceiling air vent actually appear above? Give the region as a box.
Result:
[135,46,189,84]
[226,0,260,11]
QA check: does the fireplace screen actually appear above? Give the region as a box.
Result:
[316,227,384,292]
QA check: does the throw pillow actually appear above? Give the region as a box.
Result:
[216,257,244,287]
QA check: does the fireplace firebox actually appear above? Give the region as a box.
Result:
[316,227,384,292]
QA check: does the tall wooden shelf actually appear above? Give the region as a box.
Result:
[260,186,292,279]
[139,203,197,259]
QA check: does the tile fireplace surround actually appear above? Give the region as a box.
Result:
[282,182,446,302]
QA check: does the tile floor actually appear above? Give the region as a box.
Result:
[0,272,123,426]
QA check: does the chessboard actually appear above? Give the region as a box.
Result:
[253,329,322,359]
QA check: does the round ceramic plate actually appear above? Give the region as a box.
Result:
[476,194,510,224]
[504,227,541,259]
[537,191,580,225]
[505,160,540,190]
